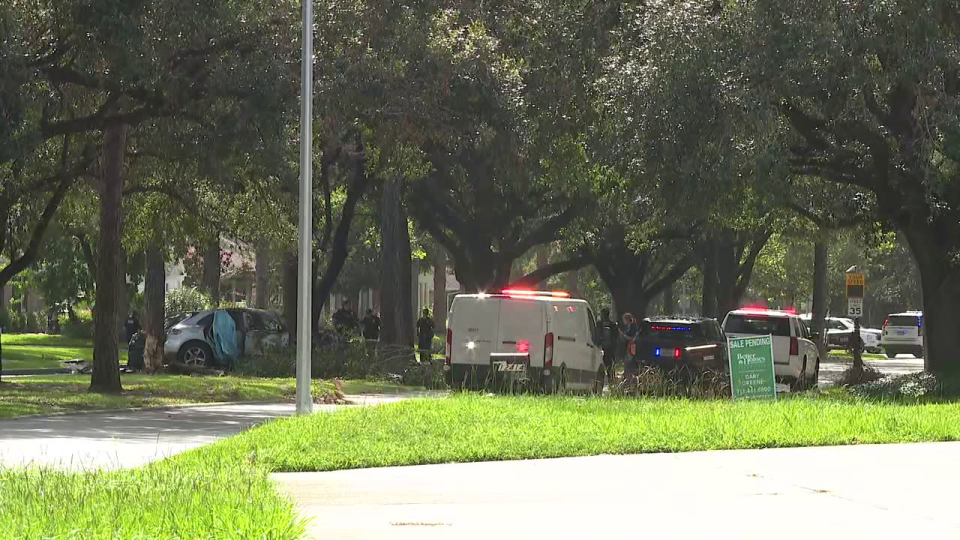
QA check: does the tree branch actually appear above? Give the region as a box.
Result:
[507,254,593,288]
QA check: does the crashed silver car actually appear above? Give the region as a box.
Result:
[164,308,289,366]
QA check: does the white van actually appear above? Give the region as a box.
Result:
[444,290,604,392]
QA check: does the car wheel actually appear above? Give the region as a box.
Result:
[809,358,820,388]
[885,349,897,359]
[791,357,808,392]
[179,342,213,367]
[554,366,568,394]
[913,348,924,358]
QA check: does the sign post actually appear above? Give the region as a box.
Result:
[727,334,777,400]
[846,272,866,372]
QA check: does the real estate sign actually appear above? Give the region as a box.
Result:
[728,335,777,400]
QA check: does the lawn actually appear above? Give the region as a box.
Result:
[0,457,306,539]
[0,373,420,419]
[1,333,100,370]
[173,393,960,473]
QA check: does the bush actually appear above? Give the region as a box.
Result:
[401,358,446,389]
[165,287,213,315]
[25,311,45,333]
[850,371,960,401]
[238,340,413,380]
[61,309,94,339]
[9,310,26,333]
[837,365,885,387]
[0,307,11,333]
[612,367,732,399]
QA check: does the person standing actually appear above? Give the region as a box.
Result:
[416,309,436,363]
[332,299,359,336]
[597,308,620,382]
[361,309,381,341]
[620,312,639,376]
[125,312,141,345]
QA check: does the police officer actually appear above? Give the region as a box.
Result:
[416,309,436,363]
[597,308,620,382]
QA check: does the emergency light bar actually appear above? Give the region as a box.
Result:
[500,289,571,298]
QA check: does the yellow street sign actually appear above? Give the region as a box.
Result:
[846,274,865,287]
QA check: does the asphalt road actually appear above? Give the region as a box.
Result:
[0,395,406,470]
[819,353,924,386]
[274,441,960,540]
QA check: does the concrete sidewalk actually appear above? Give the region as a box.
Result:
[0,394,404,470]
[275,441,960,539]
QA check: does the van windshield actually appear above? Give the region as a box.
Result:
[725,315,791,337]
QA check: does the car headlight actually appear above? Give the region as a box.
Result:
[168,329,182,336]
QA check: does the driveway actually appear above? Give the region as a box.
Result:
[274,441,960,539]
[819,354,924,386]
[0,395,405,470]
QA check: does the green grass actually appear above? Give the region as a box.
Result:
[0,374,420,419]
[1,333,93,348]
[1,333,101,370]
[174,394,960,473]
[0,458,306,539]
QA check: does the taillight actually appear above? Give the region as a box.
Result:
[543,332,554,374]
[673,348,682,359]
[517,340,530,353]
[790,336,799,356]
[883,318,889,329]
[445,329,452,365]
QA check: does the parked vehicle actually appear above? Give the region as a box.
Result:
[722,308,820,390]
[881,311,924,358]
[164,308,289,367]
[799,315,882,353]
[636,317,728,377]
[445,289,603,393]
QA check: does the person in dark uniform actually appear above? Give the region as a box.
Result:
[125,312,141,345]
[332,300,359,336]
[416,309,436,363]
[361,309,381,341]
[597,308,620,383]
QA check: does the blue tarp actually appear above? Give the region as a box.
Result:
[213,311,240,367]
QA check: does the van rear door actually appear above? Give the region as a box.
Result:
[496,298,546,367]
[450,296,501,366]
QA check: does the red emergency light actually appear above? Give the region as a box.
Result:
[500,289,571,298]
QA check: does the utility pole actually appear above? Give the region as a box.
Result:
[295,0,314,415]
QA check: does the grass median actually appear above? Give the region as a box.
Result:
[173,393,960,472]
[0,458,307,539]
[0,373,420,419]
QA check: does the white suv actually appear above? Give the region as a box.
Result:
[722,308,820,390]
[881,311,923,358]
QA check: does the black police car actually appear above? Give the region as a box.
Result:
[637,317,728,375]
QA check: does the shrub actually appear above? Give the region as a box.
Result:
[0,307,11,333]
[837,365,885,387]
[850,371,960,401]
[238,340,413,380]
[612,367,732,399]
[61,309,94,339]
[25,311,45,333]
[9,310,26,333]
[165,287,212,315]
[401,358,446,389]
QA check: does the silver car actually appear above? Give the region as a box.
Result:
[164,308,289,366]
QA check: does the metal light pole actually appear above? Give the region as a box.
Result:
[295,0,314,415]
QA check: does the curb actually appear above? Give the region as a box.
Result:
[1,400,288,421]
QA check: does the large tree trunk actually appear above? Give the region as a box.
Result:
[255,242,270,309]
[701,240,718,318]
[662,283,675,316]
[90,122,127,393]
[904,232,960,375]
[282,253,298,339]
[380,178,414,347]
[117,247,128,342]
[202,238,221,305]
[811,238,829,361]
[536,247,549,289]
[566,269,580,298]
[143,244,165,372]
[608,280,654,320]
[433,250,447,334]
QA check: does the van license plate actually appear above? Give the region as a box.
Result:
[494,362,526,373]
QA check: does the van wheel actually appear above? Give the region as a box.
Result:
[554,366,567,394]
[809,358,820,388]
[592,366,606,395]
